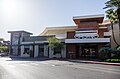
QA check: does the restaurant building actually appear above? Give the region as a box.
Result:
[41,14,111,59]
[8,14,113,59]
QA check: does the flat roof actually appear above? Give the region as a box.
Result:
[73,14,104,20]
[73,14,104,23]
[8,30,33,35]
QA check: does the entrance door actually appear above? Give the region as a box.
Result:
[30,45,34,58]
[76,45,80,58]
[38,45,44,57]
[81,45,97,58]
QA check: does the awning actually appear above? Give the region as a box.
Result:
[65,38,110,44]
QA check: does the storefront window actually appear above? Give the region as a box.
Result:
[81,46,97,58]
[54,47,61,55]
[24,46,30,54]
[38,45,44,57]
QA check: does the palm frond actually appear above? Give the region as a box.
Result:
[104,0,120,9]
[105,9,118,23]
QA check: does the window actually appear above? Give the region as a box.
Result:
[38,45,44,57]
[54,47,61,55]
[24,46,30,54]
[39,45,44,53]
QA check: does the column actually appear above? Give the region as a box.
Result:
[34,45,38,57]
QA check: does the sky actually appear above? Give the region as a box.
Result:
[0,0,108,40]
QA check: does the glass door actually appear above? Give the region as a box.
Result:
[38,45,44,57]
[81,45,97,58]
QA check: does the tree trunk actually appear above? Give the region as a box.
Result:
[111,22,119,46]
[117,8,120,38]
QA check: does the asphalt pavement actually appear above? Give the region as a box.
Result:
[0,57,120,79]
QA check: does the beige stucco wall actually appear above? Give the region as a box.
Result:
[111,23,120,49]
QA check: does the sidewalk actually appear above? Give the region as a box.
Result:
[2,56,50,61]
[2,56,120,66]
[69,59,120,66]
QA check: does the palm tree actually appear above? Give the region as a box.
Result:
[106,9,119,46]
[104,0,120,46]
[104,0,120,27]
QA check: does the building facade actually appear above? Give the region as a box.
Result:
[65,14,110,59]
[8,31,55,58]
[9,14,115,59]
[40,14,111,59]
[8,31,66,58]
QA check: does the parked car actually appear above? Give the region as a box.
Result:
[0,53,8,57]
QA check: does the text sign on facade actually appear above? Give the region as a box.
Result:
[74,31,99,39]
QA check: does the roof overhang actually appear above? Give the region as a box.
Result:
[8,30,33,35]
[65,38,110,44]
[73,14,104,23]
[40,26,77,36]
[21,41,48,45]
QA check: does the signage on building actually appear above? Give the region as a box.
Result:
[74,31,99,39]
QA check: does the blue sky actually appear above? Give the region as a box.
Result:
[0,0,107,40]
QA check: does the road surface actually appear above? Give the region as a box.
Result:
[0,57,120,79]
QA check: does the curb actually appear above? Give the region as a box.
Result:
[69,60,120,66]
[87,61,120,66]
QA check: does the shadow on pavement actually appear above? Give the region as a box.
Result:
[6,56,50,61]
[6,56,101,63]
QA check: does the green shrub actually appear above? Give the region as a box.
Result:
[0,45,8,52]
[99,47,112,59]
